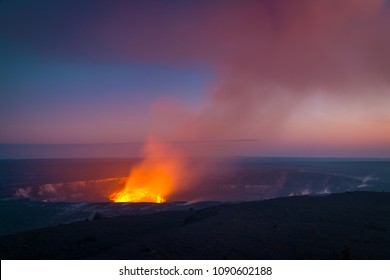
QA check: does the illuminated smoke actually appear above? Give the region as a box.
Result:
[107,0,390,201]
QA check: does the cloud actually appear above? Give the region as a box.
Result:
[90,0,390,136]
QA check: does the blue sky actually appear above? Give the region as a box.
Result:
[0,46,212,144]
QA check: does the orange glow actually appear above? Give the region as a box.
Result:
[109,137,183,203]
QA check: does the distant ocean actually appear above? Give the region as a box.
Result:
[0,143,143,159]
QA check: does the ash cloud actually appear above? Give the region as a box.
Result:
[125,0,390,147]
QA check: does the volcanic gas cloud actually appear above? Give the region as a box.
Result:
[109,0,390,202]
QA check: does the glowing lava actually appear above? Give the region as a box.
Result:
[109,187,166,203]
[109,138,182,203]
[109,160,172,203]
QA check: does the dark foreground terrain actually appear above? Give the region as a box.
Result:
[0,191,389,259]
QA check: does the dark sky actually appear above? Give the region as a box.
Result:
[1,0,390,157]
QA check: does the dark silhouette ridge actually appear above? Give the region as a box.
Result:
[0,191,389,260]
